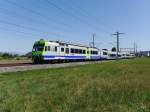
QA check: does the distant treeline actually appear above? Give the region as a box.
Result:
[0,52,19,59]
[0,52,32,59]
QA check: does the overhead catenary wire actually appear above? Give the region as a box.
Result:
[0,7,61,30]
[0,20,64,37]
[0,7,75,34]
[0,26,45,38]
[64,0,115,32]
[2,0,114,46]
[0,26,73,42]
[4,0,94,38]
[4,0,74,30]
[45,0,111,34]
[0,7,88,39]
[4,0,112,36]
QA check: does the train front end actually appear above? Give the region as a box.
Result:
[32,39,46,63]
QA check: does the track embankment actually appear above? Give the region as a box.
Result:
[0,61,107,73]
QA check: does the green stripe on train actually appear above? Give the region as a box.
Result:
[32,51,43,55]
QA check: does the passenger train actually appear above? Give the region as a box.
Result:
[32,39,135,63]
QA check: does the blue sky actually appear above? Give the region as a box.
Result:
[0,0,150,54]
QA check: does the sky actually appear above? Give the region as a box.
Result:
[0,0,150,54]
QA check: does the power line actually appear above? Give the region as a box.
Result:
[0,7,61,29]
[0,7,76,36]
[0,20,64,37]
[4,0,112,39]
[64,0,114,33]
[3,0,113,44]
[4,0,94,38]
[4,0,74,30]
[0,26,45,38]
[0,7,86,38]
[45,0,110,33]
[0,7,89,42]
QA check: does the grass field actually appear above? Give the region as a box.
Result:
[0,58,150,112]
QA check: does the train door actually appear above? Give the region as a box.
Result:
[60,46,65,58]
[86,48,90,59]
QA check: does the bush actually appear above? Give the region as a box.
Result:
[16,57,21,60]
[0,52,20,59]
[2,53,13,59]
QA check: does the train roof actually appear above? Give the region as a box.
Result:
[50,40,92,48]
[36,39,99,49]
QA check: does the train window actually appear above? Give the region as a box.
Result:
[66,48,69,54]
[45,46,48,51]
[61,48,64,52]
[95,51,98,55]
[91,51,97,54]
[83,50,86,54]
[96,51,98,54]
[55,47,57,52]
[75,49,78,54]
[103,52,108,55]
[109,54,116,57]
[71,48,74,53]
[33,44,44,51]
[48,46,50,51]
[79,49,82,54]
[87,51,89,54]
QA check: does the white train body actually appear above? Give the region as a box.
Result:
[32,39,135,62]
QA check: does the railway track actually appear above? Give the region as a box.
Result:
[0,60,108,73]
[0,63,33,67]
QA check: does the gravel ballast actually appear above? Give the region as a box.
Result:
[0,61,106,73]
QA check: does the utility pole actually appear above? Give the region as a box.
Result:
[133,42,136,54]
[92,34,95,48]
[134,42,137,54]
[134,43,138,55]
[136,44,138,53]
[112,32,125,58]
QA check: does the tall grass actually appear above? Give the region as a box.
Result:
[0,58,150,112]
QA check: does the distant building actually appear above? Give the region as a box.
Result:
[147,52,150,57]
[137,51,150,57]
[120,48,135,57]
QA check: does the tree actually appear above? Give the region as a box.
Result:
[2,53,13,58]
[111,47,116,52]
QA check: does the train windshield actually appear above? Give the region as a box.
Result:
[32,44,44,51]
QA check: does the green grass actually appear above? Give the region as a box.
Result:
[0,58,150,112]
